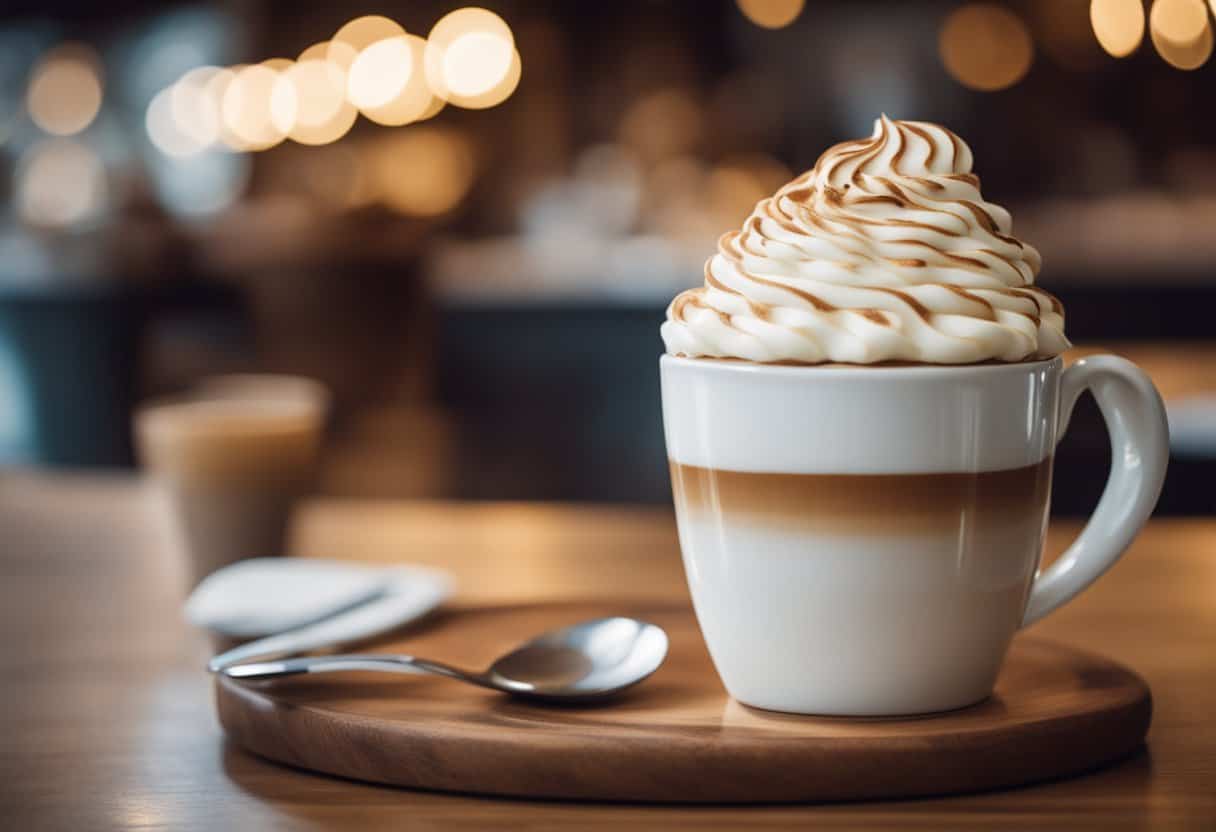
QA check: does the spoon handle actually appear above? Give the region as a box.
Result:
[221,653,478,683]
[206,596,409,673]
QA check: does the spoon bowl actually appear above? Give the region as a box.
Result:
[486,617,669,700]
[221,617,669,702]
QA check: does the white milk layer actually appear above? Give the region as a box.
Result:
[674,511,1047,715]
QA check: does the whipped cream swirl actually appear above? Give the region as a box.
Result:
[661,116,1069,364]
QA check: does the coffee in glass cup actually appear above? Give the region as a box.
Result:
[135,376,327,587]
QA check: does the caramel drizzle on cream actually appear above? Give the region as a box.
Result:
[662,116,1067,364]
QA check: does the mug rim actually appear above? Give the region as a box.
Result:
[660,354,1063,378]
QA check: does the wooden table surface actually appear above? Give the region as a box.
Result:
[1,472,1214,830]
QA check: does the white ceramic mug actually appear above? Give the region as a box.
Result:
[661,355,1168,716]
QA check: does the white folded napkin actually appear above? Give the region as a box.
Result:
[196,554,454,671]
[187,558,396,637]
[189,557,454,671]
[186,557,454,672]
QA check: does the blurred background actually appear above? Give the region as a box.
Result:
[0,0,1213,513]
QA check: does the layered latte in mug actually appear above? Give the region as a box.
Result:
[659,117,1169,716]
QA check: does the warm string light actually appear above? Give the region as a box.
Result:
[146,85,207,157]
[735,0,805,29]
[261,57,293,73]
[347,36,415,110]
[145,8,521,155]
[1091,0,1214,68]
[331,15,406,65]
[1151,0,1210,43]
[930,0,1212,89]
[356,35,443,126]
[221,63,288,151]
[1149,0,1214,69]
[208,69,252,151]
[27,43,104,137]
[276,43,358,145]
[938,3,1035,91]
[443,32,514,96]
[170,67,226,152]
[1090,0,1147,57]
[424,8,520,109]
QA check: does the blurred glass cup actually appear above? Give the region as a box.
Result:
[135,375,328,586]
[192,374,332,417]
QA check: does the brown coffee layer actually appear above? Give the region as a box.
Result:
[670,460,1053,535]
[671,355,1049,368]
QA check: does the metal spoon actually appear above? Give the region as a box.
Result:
[220,617,669,702]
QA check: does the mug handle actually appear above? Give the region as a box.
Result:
[1021,355,1170,627]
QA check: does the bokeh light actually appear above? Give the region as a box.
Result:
[268,73,298,134]
[1153,22,1213,68]
[709,166,769,223]
[443,32,514,97]
[330,15,407,71]
[424,7,518,107]
[357,34,443,126]
[369,126,476,217]
[721,153,794,195]
[16,138,107,228]
[169,66,225,153]
[26,43,103,137]
[1091,0,1147,57]
[415,95,447,121]
[710,154,795,225]
[1150,0,1214,68]
[138,8,522,155]
[445,48,521,110]
[735,0,806,29]
[147,85,209,157]
[938,3,1035,91]
[272,52,357,146]
[221,63,289,151]
[200,67,252,152]
[309,39,356,78]
[619,88,704,163]
[347,36,414,110]
[1150,0,1210,43]
[298,42,329,63]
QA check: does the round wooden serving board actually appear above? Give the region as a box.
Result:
[217,602,1151,803]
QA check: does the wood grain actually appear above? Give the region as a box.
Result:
[1,471,1214,829]
[216,602,1151,803]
